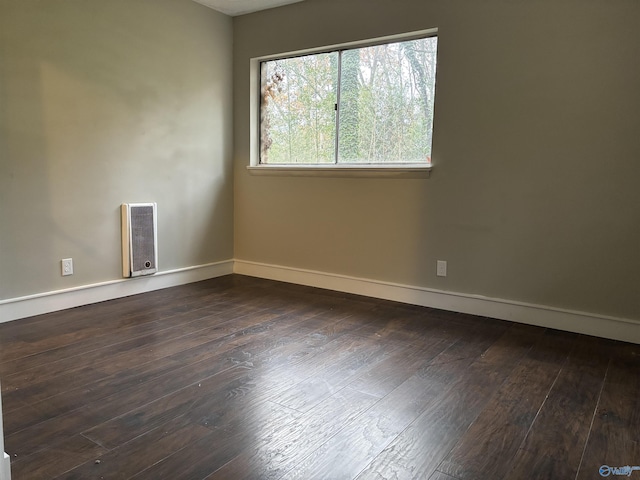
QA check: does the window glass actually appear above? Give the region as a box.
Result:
[260,35,438,166]
[260,52,338,164]
[338,38,438,164]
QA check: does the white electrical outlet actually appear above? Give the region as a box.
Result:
[62,258,73,276]
[437,260,447,277]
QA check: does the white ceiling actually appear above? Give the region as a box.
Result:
[192,0,306,16]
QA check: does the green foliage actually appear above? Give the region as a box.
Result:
[338,49,361,162]
[261,37,438,165]
[261,53,337,164]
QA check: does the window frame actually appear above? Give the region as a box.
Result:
[248,28,438,178]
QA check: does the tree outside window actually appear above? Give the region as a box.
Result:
[260,36,438,166]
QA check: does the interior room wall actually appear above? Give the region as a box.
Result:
[0,0,234,301]
[233,0,640,321]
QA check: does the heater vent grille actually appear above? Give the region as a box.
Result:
[122,203,158,277]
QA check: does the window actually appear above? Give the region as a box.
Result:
[255,31,438,174]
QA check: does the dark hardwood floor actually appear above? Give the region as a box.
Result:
[1,274,638,480]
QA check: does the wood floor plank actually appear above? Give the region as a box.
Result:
[436,329,576,480]
[81,366,257,449]
[269,336,398,412]
[205,387,379,480]
[5,301,327,437]
[0,299,251,381]
[0,312,184,379]
[55,418,212,480]
[502,335,610,480]
[428,472,459,480]
[5,406,111,460]
[4,307,317,454]
[8,434,107,480]
[355,324,544,480]
[350,309,443,346]
[129,401,301,480]
[0,275,633,480]
[575,342,640,480]
[77,316,368,450]
[0,284,234,364]
[167,330,390,436]
[277,324,508,480]
[345,334,454,399]
[4,314,283,437]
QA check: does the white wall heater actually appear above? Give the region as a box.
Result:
[121,203,158,278]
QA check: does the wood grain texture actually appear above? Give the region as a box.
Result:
[278,323,509,480]
[206,387,379,480]
[428,472,459,480]
[9,435,107,480]
[431,329,576,480]
[575,342,640,480]
[355,324,544,480]
[56,419,212,480]
[503,336,610,480]
[0,274,635,480]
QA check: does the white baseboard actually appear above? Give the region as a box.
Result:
[234,259,640,344]
[0,260,234,324]
[2,258,638,344]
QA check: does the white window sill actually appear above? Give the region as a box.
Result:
[246,164,432,179]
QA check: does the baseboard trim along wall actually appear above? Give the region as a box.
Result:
[2,258,638,344]
[0,260,234,325]
[233,260,640,344]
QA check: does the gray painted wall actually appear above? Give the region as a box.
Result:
[0,0,234,300]
[233,0,640,320]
